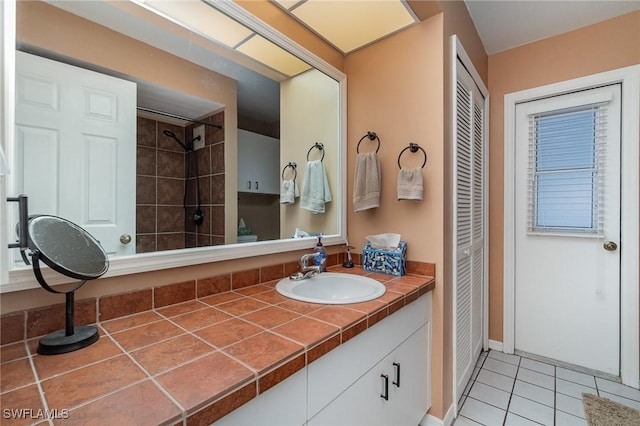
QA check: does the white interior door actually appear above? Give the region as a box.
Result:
[14,51,136,257]
[514,84,621,375]
[454,59,485,402]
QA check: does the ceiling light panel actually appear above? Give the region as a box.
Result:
[236,35,312,77]
[144,0,252,47]
[285,0,418,53]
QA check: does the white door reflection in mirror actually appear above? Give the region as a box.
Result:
[15,51,136,258]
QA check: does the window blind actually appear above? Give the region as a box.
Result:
[527,102,608,235]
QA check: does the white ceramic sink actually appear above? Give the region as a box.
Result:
[276,272,386,304]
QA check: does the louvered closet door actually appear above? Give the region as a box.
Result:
[454,59,485,403]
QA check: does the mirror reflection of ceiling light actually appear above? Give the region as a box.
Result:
[273,0,419,53]
[140,0,312,78]
[236,35,312,77]
[144,0,252,47]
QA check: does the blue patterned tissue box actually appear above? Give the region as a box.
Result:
[362,241,407,276]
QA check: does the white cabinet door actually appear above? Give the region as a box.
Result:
[308,357,390,426]
[237,129,280,194]
[214,368,307,426]
[307,295,430,418]
[309,323,431,426]
[387,323,431,425]
[309,296,432,426]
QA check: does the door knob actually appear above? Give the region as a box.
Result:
[603,241,618,251]
[120,234,132,244]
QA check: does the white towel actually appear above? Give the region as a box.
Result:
[353,152,381,212]
[300,160,332,214]
[279,179,299,204]
[397,167,424,201]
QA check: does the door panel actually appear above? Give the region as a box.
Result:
[15,51,136,257]
[514,85,621,375]
[454,59,485,402]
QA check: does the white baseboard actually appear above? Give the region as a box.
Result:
[488,339,503,352]
[421,404,455,426]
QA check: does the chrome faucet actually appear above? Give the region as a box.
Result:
[289,253,325,281]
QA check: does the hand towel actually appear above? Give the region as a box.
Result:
[279,179,299,204]
[353,152,381,212]
[397,167,424,201]
[300,160,332,214]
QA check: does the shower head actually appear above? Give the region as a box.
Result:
[162,129,190,152]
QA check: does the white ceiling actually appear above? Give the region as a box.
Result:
[464,0,640,54]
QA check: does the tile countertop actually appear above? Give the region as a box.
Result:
[0,266,435,426]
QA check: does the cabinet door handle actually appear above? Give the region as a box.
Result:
[392,362,401,387]
[380,374,389,401]
[247,181,251,189]
[255,181,259,190]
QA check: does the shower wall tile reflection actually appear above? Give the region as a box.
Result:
[185,111,226,248]
[135,111,226,254]
[136,117,185,253]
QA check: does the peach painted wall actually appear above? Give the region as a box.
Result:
[488,11,640,342]
[344,2,487,417]
[280,69,340,239]
[345,13,448,418]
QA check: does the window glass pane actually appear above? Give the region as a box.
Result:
[536,171,594,229]
[535,110,596,172]
[530,106,601,234]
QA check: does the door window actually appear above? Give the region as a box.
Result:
[528,103,608,235]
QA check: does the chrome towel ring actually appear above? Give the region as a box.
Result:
[282,162,297,180]
[307,142,325,161]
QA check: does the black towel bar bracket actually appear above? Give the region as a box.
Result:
[306,142,325,161]
[397,142,427,169]
[282,162,297,180]
[356,131,381,154]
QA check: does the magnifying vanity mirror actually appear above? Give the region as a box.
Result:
[9,194,109,354]
[3,0,346,289]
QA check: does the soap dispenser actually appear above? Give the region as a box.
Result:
[313,234,327,272]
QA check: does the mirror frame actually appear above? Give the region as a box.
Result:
[0,0,347,292]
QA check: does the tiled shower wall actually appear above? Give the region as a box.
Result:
[135,111,225,253]
[185,112,225,248]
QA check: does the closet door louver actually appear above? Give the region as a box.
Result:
[454,62,485,403]
[455,80,473,400]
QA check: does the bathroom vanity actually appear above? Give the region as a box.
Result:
[217,284,431,425]
[0,267,434,425]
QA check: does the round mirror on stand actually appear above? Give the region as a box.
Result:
[8,196,110,355]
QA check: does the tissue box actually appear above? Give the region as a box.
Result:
[362,241,407,276]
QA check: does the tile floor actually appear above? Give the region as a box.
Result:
[455,350,640,426]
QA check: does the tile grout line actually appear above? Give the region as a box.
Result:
[501,351,521,426]
[553,363,557,426]
[24,340,54,426]
[458,351,640,426]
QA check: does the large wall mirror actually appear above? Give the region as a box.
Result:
[2,0,346,290]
